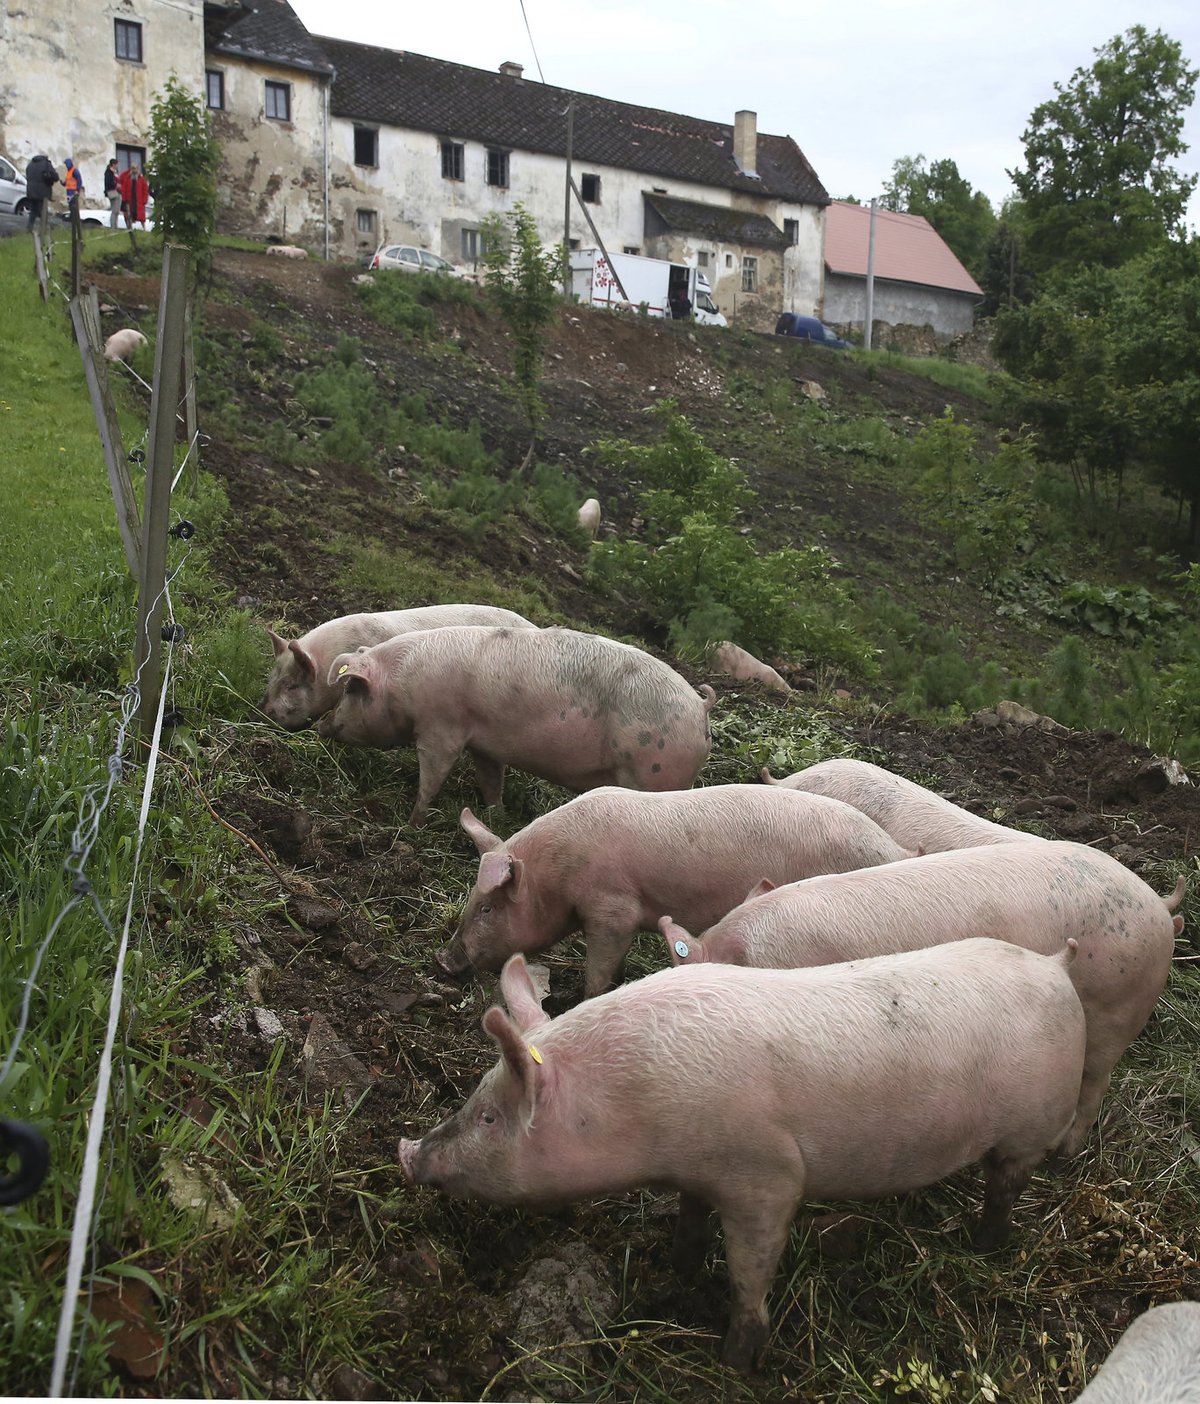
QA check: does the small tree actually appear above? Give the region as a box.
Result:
[145,75,221,278]
[480,204,562,468]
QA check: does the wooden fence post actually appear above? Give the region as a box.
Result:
[135,244,190,738]
[181,288,199,493]
[70,290,142,577]
[32,232,49,301]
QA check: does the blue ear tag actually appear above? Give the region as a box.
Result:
[674,939,689,959]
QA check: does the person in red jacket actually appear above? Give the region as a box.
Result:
[117,163,150,227]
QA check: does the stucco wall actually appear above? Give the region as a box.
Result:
[824,272,978,338]
[209,60,327,246]
[0,0,205,190]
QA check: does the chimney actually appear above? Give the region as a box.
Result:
[499,61,524,78]
[733,109,758,177]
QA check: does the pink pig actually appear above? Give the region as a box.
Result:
[439,783,913,997]
[662,841,1185,1155]
[316,626,716,826]
[1075,1301,1200,1402]
[261,604,535,730]
[400,942,1086,1371]
[763,757,1045,851]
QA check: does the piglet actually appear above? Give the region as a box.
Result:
[662,840,1185,1155]
[441,783,913,997]
[577,497,601,538]
[265,244,307,258]
[261,603,535,730]
[401,941,1086,1371]
[1074,1301,1200,1402]
[763,756,1044,851]
[103,328,147,363]
[712,641,790,696]
[317,626,716,825]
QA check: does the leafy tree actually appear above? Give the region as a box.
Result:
[1010,26,1198,278]
[144,75,221,277]
[977,207,1036,315]
[881,154,997,278]
[481,204,562,466]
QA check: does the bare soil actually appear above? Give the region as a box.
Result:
[92,248,1199,1400]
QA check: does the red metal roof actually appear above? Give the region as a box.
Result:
[824,200,982,296]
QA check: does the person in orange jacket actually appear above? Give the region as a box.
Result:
[117,163,150,227]
[63,158,84,206]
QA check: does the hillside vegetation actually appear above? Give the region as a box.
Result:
[1,225,1198,1402]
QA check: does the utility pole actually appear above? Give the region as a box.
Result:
[864,198,877,352]
[562,97,574,297]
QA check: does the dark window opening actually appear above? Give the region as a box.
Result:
[783,218,799,245]
[441,140,464,181]
[486,149,509,188]
[206,70,225,110]
[580,173,600,203]
[115,19,143,62]
[116,143,145,175]
[354,126,378,167]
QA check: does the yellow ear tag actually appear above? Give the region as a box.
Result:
[338,663,349,676]
[527,1044,543,1064]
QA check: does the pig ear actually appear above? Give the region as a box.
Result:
[287,639,317,679]
[482,1003,542,1104]
[746,878,775,901]
[659,915,700,966]
[267,626,290,659]
[327,650,374,689]
[499,952,544,1032]
[461,808,502,854]
[478,851,517,896]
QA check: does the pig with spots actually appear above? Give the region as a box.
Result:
[400,941,1086,1371]
[261,604,535,730]
[316,626,716,826]
[662,841,1185,1155]
[439,783,914,997]
[763,756,1044,851]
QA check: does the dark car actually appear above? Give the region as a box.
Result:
[774,312,852,349]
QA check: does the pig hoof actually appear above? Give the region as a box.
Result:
[721,1319,766,1373]
[971,1219,1013,1254]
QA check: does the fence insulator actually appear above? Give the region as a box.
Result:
[161,622,185,644]
[162,710,185,729]
[169,520,195,540]
[0,1119,50,1206]
[127,448,146,464]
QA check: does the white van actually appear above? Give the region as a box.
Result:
[0,154,28,216]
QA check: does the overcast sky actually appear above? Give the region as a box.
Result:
[290,0,1200,229]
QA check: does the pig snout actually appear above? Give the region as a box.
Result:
[399,1137,422,1185]
[435,939,473,977]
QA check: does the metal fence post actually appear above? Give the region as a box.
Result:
[135,244,190,738]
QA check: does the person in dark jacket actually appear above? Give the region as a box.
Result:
[103,159,121,228]
[24,153,60,229]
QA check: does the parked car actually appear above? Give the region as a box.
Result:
[774,312,852,349]
[0,154,28,215]
[369,243,461,275]
[57,203,155,231]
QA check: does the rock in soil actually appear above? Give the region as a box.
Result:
[504,1241,618,1399]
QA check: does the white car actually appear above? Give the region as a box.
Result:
[59,202,155,231]
[0,154,28,215]
[369,243,460,275]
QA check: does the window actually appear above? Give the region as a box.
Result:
[114,19,142,62]
[206,70,225,110]
[725,253,734,269]
[356,209,377,236]
[116,143,145,175]
[783,218,799,245]
[462,228,486,261]
[697,251,709,268]
[568,237,580,250]
[441,140,464,181]
[485,149,509,188]
[623,245,640,255]
[354,126,378,167]
[741,255,758,293]
[580,173,600,203]
[265,80,291,122]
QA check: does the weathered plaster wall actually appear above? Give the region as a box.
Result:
[824,272,978,338]
[209,59,327,245]
[0,0,204,190]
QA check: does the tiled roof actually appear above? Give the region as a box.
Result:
[824,200,982,296]
[317,38,829,206]
[644,193,788,249]
[208,0,334,77]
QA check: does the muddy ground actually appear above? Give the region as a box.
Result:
[92,248,1200,1400]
